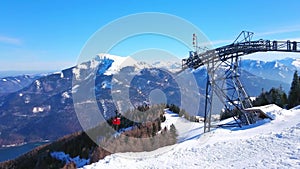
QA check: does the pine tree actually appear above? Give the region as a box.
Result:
[169,124,178,144]
[152,122,157,137]
[253,91,267,106]
[288,71,300,108]
[281,93,288,108]
[253,87,288,108]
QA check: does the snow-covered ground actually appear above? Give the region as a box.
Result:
[81,104,300,169]
[51,152,90,168]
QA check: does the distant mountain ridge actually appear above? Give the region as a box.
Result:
[0,71,52,78]
[240,57,300,83]
[0,75,40,97]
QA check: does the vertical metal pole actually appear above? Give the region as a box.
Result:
[204,73,211,133]
[204,60,215,133]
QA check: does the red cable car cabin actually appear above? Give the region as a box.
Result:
[112,117,121,126]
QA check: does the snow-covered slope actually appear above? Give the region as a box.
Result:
[82,104,300,169]
[97,53,182,74]
[292,58,300,68]
[97,54,142,75]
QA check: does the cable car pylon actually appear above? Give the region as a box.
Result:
[182,31,300,133]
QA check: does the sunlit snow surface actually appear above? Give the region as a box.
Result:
[81,104,300,169]
[51,152,90,168]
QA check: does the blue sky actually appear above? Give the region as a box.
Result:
[1,0,300,71]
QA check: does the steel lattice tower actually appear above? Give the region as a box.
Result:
[182,31,300,133]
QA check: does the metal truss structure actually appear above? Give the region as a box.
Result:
[182,31,300,132]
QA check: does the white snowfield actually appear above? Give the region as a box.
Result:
[81,104,300,169]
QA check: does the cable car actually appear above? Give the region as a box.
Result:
[112,117,121,126]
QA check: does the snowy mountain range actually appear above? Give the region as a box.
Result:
[0,54,298,147]
[0,53,300,168]
[240,58,300,83]
[101,54,299,86]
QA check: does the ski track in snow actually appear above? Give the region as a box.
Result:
[81,105,300,169]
